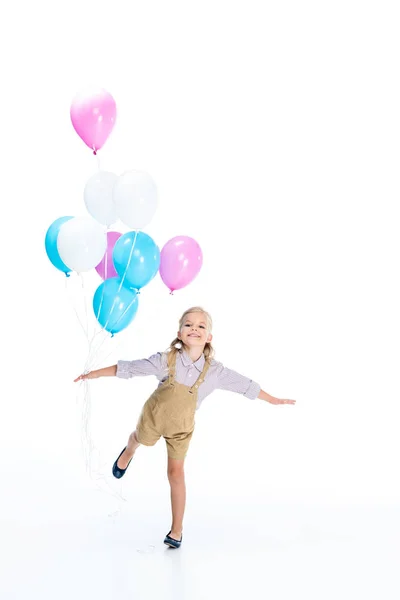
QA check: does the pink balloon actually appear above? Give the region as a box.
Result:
[70,88,116,153]
[160,236,203,293]
[95,231,121,280]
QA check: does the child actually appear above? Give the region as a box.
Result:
[74,306,296,548]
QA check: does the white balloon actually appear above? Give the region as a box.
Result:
[84,171,118,226]
[57,217,106,273]
[114,170,158,229]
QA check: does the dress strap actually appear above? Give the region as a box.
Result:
[189,359,211,393]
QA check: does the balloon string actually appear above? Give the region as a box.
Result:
[102,230,139,333]
[81,274,110,372]
[65,274,90,342]
[81,230,139,373]
[78,378,127,505]
[85,324,130,372]
[86,226,110,352]
[93,146,101,170]
[79,273,90,341]
[118,230,138,291]
[84,329,111,373]
[108,295,138,337]
[87,337,119,372]
[85,224,119,369]
[78,330,128,508]
[95,227,109,323]
[84,329,110,373]
[85,289,138,372]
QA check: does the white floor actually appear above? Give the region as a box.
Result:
[2,467,399,600]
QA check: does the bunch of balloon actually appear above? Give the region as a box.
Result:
[71,92,163,343]
[44,87,204,354]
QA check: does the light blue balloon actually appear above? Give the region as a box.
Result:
[93,277,139,335]
[113,231,160,290]
[45,216,73,275]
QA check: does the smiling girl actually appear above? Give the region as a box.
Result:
[74,306,296,548]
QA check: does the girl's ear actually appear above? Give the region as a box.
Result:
[207,333,213,343]
[177,331,181,339]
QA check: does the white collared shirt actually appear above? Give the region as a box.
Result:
[116,350,261,410]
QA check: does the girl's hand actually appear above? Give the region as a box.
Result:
[258,390,296,405]
[74,372,98,382]
[267,397,296,405]
[73,365,117,382]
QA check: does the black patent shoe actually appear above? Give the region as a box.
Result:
[112,447,133,479]
[164,531,183,549]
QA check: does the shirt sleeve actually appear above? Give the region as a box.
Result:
[215,363,261,400]
[116,352,167,380]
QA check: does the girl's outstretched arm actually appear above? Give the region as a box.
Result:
[73,352,166,383]
[214,363,296,405]
[258,389,296,405]
[74,365,117,382]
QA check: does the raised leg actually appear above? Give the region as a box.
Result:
[117,430,140,469]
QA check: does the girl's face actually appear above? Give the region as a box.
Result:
[178,312,212,350]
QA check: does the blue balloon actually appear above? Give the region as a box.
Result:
[45,216,73,275]
[93,277,139,335]
[113,231,160,290]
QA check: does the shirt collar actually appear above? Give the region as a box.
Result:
[180,350,205,372]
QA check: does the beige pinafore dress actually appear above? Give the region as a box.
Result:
[135,353,210,460]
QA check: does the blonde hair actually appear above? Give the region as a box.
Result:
[166,307,214,368]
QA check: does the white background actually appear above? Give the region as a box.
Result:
[1,1,399,598]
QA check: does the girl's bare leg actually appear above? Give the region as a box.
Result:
[167,457,186,540]
[117,430,140,469]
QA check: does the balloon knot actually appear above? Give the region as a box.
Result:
[169,290,174,295]
[65,272,71,278]
[93,150,97,156]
